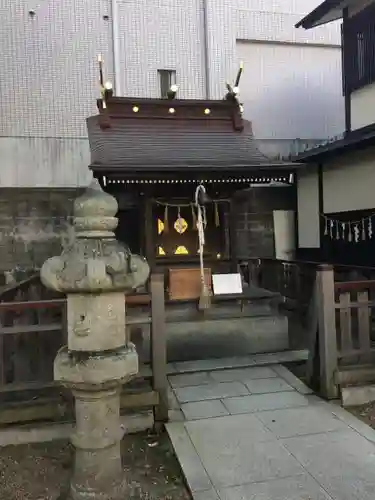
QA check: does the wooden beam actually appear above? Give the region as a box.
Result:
[342,7,351,134]
[229,198,238,272]
[150,273,168,426]
[305,278,319,386]
[0,391,159,425]
[120,390,159,409]
[316,264,338,399]
[318,164,324,259]
[144,196,155,271]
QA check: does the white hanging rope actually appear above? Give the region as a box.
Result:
[322,214,374,243]
[195,184,209,298]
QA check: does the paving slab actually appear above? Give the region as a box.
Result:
[315,399,375,444]
[167,365,375,500]
[210,366,277,383]
[218,473,333,500]
[272,364,314,394]
[184,414,304,488]
[244,377,294,394]
[223,391,309,414]
[283,430,375,500]
[181,400,229,420]
[170,371,212,388]
[193,489,220,500]
[166,422,213,493]
[341,384,375,407]
[185,413,276,450]
[174,381,249,404]
[194,438,305,489]
[256,405,350,438]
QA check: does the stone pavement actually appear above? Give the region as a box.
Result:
[166,363,375,500]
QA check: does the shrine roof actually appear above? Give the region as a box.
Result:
[87,96,296,173]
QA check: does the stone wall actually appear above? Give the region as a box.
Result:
[234,187,296,260]
[235,210,275,260]
[0,186,295,284]
[0,188,82,284]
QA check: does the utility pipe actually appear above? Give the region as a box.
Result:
[111,0,122,95]
[202,0,210,99]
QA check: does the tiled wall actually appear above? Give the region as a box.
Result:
[0,0,113,138]
[1,0,341,139]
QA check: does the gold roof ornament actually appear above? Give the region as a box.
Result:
[97,54,113,110]
[166,84,179,100]
[225,61,244,106]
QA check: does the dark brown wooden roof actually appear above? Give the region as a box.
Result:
[87,96,294,172]
[295,0,346,29]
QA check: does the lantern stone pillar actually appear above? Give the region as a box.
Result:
[40,179,150,500]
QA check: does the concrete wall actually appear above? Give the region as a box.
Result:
[237,41,344,141]
[0,138,91,188]
[0,188,80,276]
[351,82,375,131]
[323,146,375,213]
[296,167,320,249]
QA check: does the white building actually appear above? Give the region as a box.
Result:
[0,0,344,188]
[295,0,375,267]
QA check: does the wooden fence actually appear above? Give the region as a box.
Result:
[239,258,375,398]
[305,265,375,399]
[0,274,168,427]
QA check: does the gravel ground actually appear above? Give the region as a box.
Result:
[0,431,190,500]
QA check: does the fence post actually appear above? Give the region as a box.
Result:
[150,273,168,427]
[316,264,338,399]
[305,277,319,386]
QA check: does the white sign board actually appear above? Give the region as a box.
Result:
[212,273,243,296]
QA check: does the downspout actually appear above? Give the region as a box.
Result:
[112,0,122,95]
[342,7,351,135]
[202,0,210,99]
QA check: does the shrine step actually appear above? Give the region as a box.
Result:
[136,313,289,363]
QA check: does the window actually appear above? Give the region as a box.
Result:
[343,4,375,94]
[154,202,226,259]
[158,70,176,98]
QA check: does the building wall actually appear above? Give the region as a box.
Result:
[348,0,375,16]
[323,147,375,213]
[347,0,375,130]
[0,138,91,188]
[116,0,207,99]
[0,0,342,272]
[350,82,375,131]
[237,41,343,140]
[296,145,375,257]
[296,167,320,249]
[1,0,343,188]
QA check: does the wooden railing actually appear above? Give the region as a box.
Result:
[306,265,375,399]
[241,257,375,312]
[237,258,375,394]
[0,274,167,427]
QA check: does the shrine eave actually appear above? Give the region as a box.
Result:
[89,161,299,174]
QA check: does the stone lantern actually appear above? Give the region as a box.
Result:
[40,179,150,500]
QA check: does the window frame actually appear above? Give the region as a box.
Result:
[153,201,227,261]
[343,4,375,95]
[158,69,177,98]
